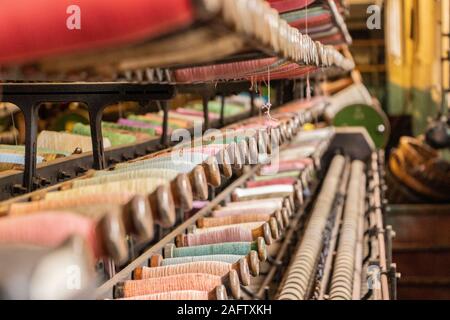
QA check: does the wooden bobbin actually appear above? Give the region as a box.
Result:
[227,142,243,174]
[271,127,282,148]
[274,209,285,231]
[134,257,251,287]
[148,184,176,228]
[227,269,241,299]
[251,222,273,245]
[247,250,260,277]
[189,165,209,201]
[96,212,129,265]
[257,130,269,155]
[170,173,193,211]
[247,137,259,166]
[281,208,290,227]
[216,149,233,178]
[268,217,280,240]
[211,285,228,300]
[237,140,250,166]
[121,195,154,241]
[202,157,221,188]
[294,181,304,208]
[283,197,293,217]
[256,237,267,262]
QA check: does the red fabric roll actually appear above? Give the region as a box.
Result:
[0,212,101,257]
[0,0,194,64]
[246,178,297,188]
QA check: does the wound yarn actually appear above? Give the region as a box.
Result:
[45,178,167,200]
[119,273,222,298]
[246,178,297,188]
[74,169,178,188]
[200,214,271,228]
[170,242,256,258]
[182,227,253,247]
[0,211,100,257]
[161,255,243,266]
[116,290,209,300]
[9,193,133,216]
[194,222,264,234]
[138,261,232,279]
[37,130,112,154]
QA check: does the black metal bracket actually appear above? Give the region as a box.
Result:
[0,82,175,192]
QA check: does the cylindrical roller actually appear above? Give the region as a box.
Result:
[278,155,346,300]
[329,161,365,300]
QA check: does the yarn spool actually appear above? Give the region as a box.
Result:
[164,237,267,262]
[150,250,260,277]
[245,178,304,208]
[246,177,297,188]
[80,169,193,211]
[196,216,282,239]
[260,159,310,175]
[186,146,233,178]
[72,123,136,146]
[119,151,217,186]
[115,290,213,300]
[231,185,294,202]
[212,142,243,174]
[13,195,153,242]
[0,211,128,265]
[48,181,176,229]
[9,193,134,216]
[133,259,251,286]
[115,161,209,201]
[113,271,241,299]
[117,287,228,300]
[254,171,300,181]
[37,130,112,154]
[218,197,294,219]
[176,222,273,247]
[199,213,273,228]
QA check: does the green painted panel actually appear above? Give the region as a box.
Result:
[332,104,390,149]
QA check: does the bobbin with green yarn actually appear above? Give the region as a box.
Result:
[72,123,136,146]
[164,237,266,261]
[102,121,156,136]
[150,252,260,277]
